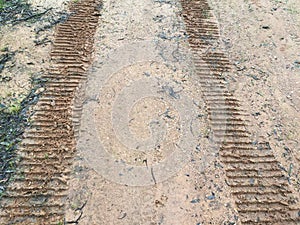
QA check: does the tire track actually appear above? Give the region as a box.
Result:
[0,0,100,224]
[179,0,300,224]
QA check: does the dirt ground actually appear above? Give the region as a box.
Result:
[0,0,299,224]
[65,0,300,224]
[0,0,69,109]
[210,0,300,192]
[65,0,238,223]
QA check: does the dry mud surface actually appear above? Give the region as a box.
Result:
[0,0,299,224]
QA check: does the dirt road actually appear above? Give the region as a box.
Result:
[0,0,299,224]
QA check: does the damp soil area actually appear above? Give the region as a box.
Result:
[0,0,69,200]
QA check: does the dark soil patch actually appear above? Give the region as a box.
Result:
[0,0,70,29]
[0,77,46,197]
[0,49,15,75]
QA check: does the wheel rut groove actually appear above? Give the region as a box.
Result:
[180,0,300,224]
[0,0,100,224]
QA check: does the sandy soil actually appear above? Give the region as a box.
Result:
[65,0,238,224]
[0,0,299,224]
[66,0,300,224]
[210,0,300,193]
[0,26,50,105]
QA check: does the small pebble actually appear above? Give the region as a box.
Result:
[206,192,215,200]
[190,198,200,203]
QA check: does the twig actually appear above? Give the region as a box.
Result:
[76,201,87,212]
[151,167,157,185]
[65,211,83,224]
[64,201,87,224]
[12,8,52,24]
